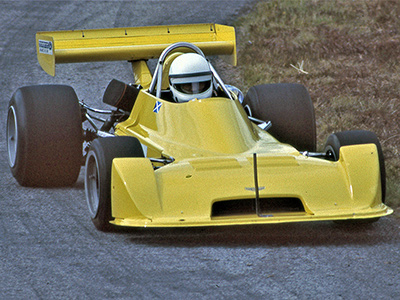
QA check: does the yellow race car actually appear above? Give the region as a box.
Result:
[6,24,392,231]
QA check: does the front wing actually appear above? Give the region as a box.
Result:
[110,144,392,228]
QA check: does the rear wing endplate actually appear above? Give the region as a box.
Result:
[36,23,236,76]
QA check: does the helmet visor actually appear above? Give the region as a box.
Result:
[173,80,212,95]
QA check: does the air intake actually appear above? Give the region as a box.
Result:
[212,197,305,217]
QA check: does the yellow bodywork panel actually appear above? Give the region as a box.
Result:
[36,23,236,76]
[110,143,392,228]
[114,90,282,159]
[110,92,392,228]
[111,158,159,222]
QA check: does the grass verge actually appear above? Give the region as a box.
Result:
[222,0,400,210]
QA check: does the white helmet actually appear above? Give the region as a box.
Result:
[169,53,213,102]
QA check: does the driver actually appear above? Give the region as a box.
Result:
[168,53,213,103]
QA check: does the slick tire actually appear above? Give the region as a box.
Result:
[85,137,144,232]
[324,130,386,203]
[243,83,316,152]
[7,85,83,187]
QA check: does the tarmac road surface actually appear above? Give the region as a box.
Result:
[1,1,399,299]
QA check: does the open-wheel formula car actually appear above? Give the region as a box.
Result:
[6,23,392,231]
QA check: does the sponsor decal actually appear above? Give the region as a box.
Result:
[38,40,53,55]
[153,101,162,113]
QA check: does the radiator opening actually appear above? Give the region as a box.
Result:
[212,197,305,217]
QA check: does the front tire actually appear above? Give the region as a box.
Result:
[7,85,82,187]
[85,137,144,231]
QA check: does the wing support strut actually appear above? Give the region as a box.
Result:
[253,153,272,218]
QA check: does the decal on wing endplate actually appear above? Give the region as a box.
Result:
[38,40,53,55]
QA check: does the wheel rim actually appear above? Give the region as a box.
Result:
[6,106,18,168]
[85,151,100,218]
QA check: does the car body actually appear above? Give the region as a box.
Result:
[9,23,392,230]
[110,92,390,228]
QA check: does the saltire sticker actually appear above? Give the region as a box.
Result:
[38,40,53,55]
[153,101,162,113]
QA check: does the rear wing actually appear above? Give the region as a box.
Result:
[36,23,236,76]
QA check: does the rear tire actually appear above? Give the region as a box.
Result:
[7,85,82,187]
[243,83,316,152]
[85,137,144,231]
